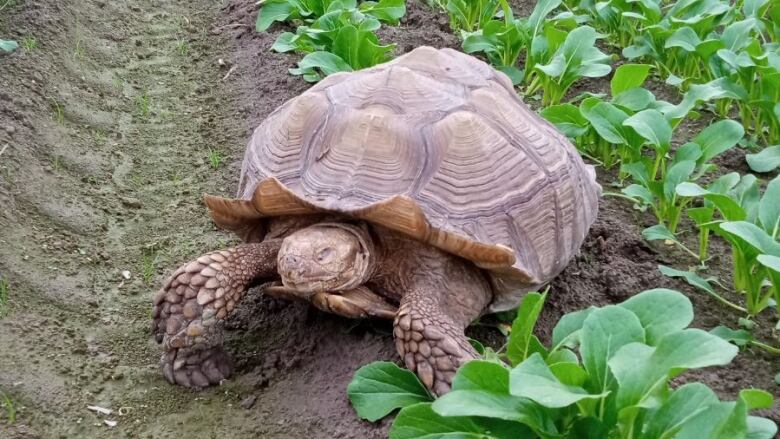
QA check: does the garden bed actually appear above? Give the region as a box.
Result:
[0,0,777,437]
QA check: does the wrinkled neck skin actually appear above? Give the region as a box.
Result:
[266,215,494,327]
[368,228,494,327]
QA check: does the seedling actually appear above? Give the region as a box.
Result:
[141,249,157,285]
[0,391,15,424]
[207,147,224,169]
[176,39,189,56]
[50,156,63,172]
[0,277,9,318]
[135,91,151,118]
[73,38,85,59]
[49,98,65,124]
[21,35,36,51]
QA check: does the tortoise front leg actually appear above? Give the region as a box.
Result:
[394,288,487,396]
[152,239,282,388]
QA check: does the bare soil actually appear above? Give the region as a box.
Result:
[0,0,777,438]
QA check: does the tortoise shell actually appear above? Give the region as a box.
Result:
[206,46,601,312]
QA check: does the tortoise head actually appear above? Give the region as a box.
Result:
[277,222,375,293]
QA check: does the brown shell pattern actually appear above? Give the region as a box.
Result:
[225,47,601,311]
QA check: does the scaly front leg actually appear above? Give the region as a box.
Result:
[152,239,282,388]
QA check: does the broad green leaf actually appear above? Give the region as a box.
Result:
[675,401,739,439]
[507,292,547,365]
[640,383,719,439]
[452,360,509,393]
[720,222,780,256]
[619,288,693,345]
[739,389,773,410]
[290,51,353,81]
[746,416,778,439]
[758,175,780,237]
[692,120,744,164]
[611,64,652,96]
[348,361,432,421]
[509,354,606,408]
[390,402,531,439]
[665,26,701,51]
[433,389,556,433]
[581,101,632,145]
[746,145,780,173]
[642,224,679,243]
[360,0,406,24]
[580,306,645,394]
[256,1,295,32]
[624,184,654,205]
[546,348,578,365]
[551,307,595,348]
[624,109,671,149]
[658,265,718,295]
[540,104,588,138]
[612,87,655,112]
[758,254,780,273]
[710,325,754,347]
[549,362,588,387]
[664,160,695,202]
[527,0,563,37]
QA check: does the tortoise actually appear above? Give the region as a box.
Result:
[151,46,601,395]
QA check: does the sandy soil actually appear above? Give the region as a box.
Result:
[0,0,777,438]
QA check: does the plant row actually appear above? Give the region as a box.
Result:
[255,0,405,81]
[349,289,778,438]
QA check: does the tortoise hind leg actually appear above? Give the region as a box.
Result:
[152,239,282,388]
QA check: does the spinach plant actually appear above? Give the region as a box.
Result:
[620,118,743,236]
[256,0,404,31]
[444,0,501,32]
[348,289,778,438]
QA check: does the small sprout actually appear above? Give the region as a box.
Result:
[21,35,36,51]
[176,39,189,56]
[73,39,85,59]
[141,250,156,285]
[207,147,224,169]
[49,98,65,124]
[135,91,150,118]
[50,156,63,171]
[0,277,9,318]
[0,391,15,424]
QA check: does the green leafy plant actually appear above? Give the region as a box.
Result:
[349,289,778,438]
[461,0,563,84]
[620,118,744,236]
[530,25,612,106]
[445,0,501,32]
[257,0,405,30]
[746,145,780,173]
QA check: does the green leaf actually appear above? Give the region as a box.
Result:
[658,265,717,295]
[432,389,555,433]
[739,389,773,410]
[290,50,353,81]
[509,354,606,408]
[758,175,780,237]
[390,402,529,439]
[360,0,406,24]
[642,224,679,243]
[611,64,652,96]
[580,306,645,394]
[581,101,632,145]
[348,361,432,421]
[640,383,719,439]
[692,120,744,165]
[664,160,695,202]
[746,416,778,439]
[551,307,595,348]
[451,360,509,393]
[746,145,780,173]
[256,1,295,32]
[665,26,701,51]
[720,221,780,256]
[549,362,588,387]
[612,87,655,112]
[619,288,693,345]
[540,104,588,138]
[624,109,672,149]
[710,325,754,347]
[507,292,547,365]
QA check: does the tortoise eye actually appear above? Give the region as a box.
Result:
[317,247,333,262]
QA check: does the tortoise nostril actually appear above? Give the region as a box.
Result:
[283,254,300,266]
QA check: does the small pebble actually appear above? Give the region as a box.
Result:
[121,270,131,280]
[241,395,257,410]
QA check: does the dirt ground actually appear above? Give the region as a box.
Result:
[0,0,777,438]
